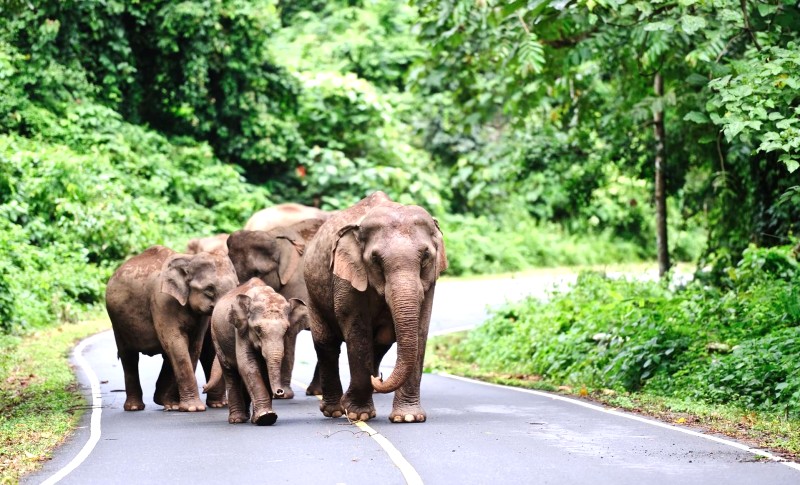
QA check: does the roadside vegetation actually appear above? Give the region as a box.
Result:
[427,245,800,459]
[1,0,799,480]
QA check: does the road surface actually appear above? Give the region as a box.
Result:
[23,270,800,484]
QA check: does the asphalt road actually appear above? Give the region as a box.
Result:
[23,269,800,484]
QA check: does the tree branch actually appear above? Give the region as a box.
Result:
[740,0,762,51]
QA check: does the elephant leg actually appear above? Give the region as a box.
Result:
[236,347,277,426]
[119,350,145,411]
[223,366,249,424]
[159,327,206,412]
[388,291,434,424]
[341,317,377,422]
[199,322,215,381]
[154,358,179,410]
[372,343,392,378]
[305,363,322,396]
[310,309,344,418]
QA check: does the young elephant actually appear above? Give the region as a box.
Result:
[105,246,238,412]
[226,218,326,395]
[210,278,307,425]
[303,191,447,423]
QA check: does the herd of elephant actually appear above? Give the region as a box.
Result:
[104,191,448,426]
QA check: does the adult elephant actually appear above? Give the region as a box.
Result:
[209,278,307,425]
[105,246,238,412]
[226,218,326,397]
[186,234,229,255]
[244,203,330,232]
[303,191,448,423]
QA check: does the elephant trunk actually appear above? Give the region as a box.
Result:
[371,276,422,393]
[264,345,285,398]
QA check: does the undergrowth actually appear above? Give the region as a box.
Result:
[0,318,109,484]
[427,245,800,458]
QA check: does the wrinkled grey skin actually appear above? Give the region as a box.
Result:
[105,246,238,412]
[243,203,330,232]
[303,191,448,423]
[210,278,307,425]
[184,235,231,401]
[226,218,325,396]
[186,234,229,255]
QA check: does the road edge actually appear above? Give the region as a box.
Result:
[435,371,800,473]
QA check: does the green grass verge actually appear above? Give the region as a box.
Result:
[0,316,110,484]
[426,331,800,462]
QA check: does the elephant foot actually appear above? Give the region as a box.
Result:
[319,399,345,418]
[341,395,376,422]
[252,409,277,426]
[206,388,227,408]
[123,397,145,411]
[178,398,207,412]
[388,404,426,423]
[161,400,180,411]
[228,411,249,424]
[305,375,322,396]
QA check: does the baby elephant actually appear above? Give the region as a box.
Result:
[105,246,238,412]
[210,278,307,425]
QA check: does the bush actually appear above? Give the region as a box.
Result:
[438,211,646,276]
[449,246,800,413]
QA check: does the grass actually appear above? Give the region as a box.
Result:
[0,315,110,484]
[425,331,800,462]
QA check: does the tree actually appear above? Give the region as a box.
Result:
[412,0,800,267]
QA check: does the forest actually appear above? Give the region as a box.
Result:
[1,0,800,465]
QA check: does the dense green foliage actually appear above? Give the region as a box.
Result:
[413,0,800,262]
[0,0,797,350]
[447,246,800,414]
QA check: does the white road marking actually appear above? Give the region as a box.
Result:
[41,332,106,485]
[293,380,424,485]
[437,372,800,472]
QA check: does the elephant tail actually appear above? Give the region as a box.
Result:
[202,355,224,393]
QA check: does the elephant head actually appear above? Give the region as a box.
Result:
[230,286,307,398]
[161,251,239,316]
[227,218,325,289]
[332,203,448,393]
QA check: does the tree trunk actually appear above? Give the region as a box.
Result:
[653,71,670,278]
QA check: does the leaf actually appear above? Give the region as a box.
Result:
[780,155,799,173]
[644,20,675,32]
[768,112,784,121]
[683,111,709,124]
[680,15,706,35]
[724,120,746,140]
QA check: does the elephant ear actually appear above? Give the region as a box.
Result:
[231,294,252,332]
[288,298,309,331]
[161,255,192,306]
[276,235,303,287]
[433,218,449,278]
[332,224,367,292]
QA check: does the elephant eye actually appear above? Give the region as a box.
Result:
[204,286,216,298]
[421,248,431,262]
[371,253,382,266]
